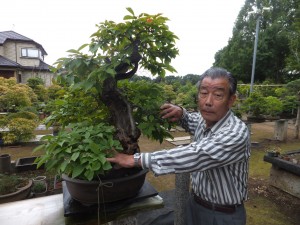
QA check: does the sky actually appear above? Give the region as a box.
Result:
[1,0,245,77]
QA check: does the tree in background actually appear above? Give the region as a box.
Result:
[214,0,299,84]
[27,77,48,102]
[285,6,300,79]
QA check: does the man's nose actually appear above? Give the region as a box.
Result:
[205,93,213,106]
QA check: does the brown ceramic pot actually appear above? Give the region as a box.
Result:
[62,168,148,205]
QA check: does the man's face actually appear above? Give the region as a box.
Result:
[198,77,236,128]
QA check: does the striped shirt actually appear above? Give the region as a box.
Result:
[141,109,250,205]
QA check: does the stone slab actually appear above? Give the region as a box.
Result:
[269,165,300,199]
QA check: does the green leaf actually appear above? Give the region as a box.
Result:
[71,152,80,161]
[98,155,107,164]
[123,15,135,20]
[106,68,116,75]
[67,49,80,54]
[72,165,85,178]
[65,147,72,153]
[126,7,134,16]
[32,144,45,153]
[35,156,48,169]
[78,43,89,51]
[90,142,100,154]
[84,170,94,181]
[91,161,101,171]
[46,159,60,170]
[102,161,112,171]
[60,160,69,171]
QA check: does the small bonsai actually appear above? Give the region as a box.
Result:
[35,8,178,181]
[0,174,27,195]
[241,91,267,118]
[266,146,281,157]
[32,182,47,194]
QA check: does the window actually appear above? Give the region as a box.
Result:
[21,48,43,60]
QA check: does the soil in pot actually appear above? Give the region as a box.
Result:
[63,167,148,205]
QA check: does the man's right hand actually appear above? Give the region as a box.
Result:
[160,103,183,122]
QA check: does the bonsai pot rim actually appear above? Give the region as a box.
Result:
[0,154,10,158]
[62,168,148,184]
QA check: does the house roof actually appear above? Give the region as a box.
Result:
[0,55,20,67]
[0,55,51,71]
[22,60,52,71]
[0,31,47,55]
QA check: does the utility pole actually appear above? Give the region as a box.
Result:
[295,91,300,139]
[249,6,271,93]
[250,14,261,93]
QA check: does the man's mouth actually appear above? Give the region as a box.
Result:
[202,110,214,114]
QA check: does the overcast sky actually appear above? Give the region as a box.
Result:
[1,0,245,76]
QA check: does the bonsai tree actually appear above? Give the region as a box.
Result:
[241,91,268,118]
[0,78,39,144]
[35,8,179,181]
[0,77,38,113]
[32,182,47,194]
[1,112,38,144]
[264,96,283,118]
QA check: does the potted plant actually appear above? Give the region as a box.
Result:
[0,112,38,145]
[241,91,267,122]
[0,77,39,145]
[0,174,32,204]
[266,150,280,157]
[266,146,281,157]
[32,180,47,197]
[34,8,178,205]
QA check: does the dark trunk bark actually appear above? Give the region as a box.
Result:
[100,41,142,154]
[100,77,140,155]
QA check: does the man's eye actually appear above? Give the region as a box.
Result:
[214,93,224,100]
[200,92,208,98]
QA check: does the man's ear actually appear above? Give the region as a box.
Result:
[229,94,237,108]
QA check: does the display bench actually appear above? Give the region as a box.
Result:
[0,182,164,225]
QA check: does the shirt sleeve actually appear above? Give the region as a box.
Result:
[180,108,201,135]
[140,120,250,176]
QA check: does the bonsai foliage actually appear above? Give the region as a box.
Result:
[241,92,268,117]
[264,96,283,117]
[0,174,28,195]
[2,116,38,144]
[0,78,39,144]
[36,8,178,180]
[0,77,38,112]
[49,8,178,153]
[1,111,38,144]
[32,182,47,193]
[35,122,122,181]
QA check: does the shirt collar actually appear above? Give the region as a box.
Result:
[202,110,232,133]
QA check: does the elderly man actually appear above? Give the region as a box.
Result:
[107,67,250,225]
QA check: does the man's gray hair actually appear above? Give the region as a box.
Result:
[197,67,237,96]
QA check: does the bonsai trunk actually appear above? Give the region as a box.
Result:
[101,77,140,155]
[101,41,142,155]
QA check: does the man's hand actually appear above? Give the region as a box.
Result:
[160,103,183,122]
[106,153,135,168]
